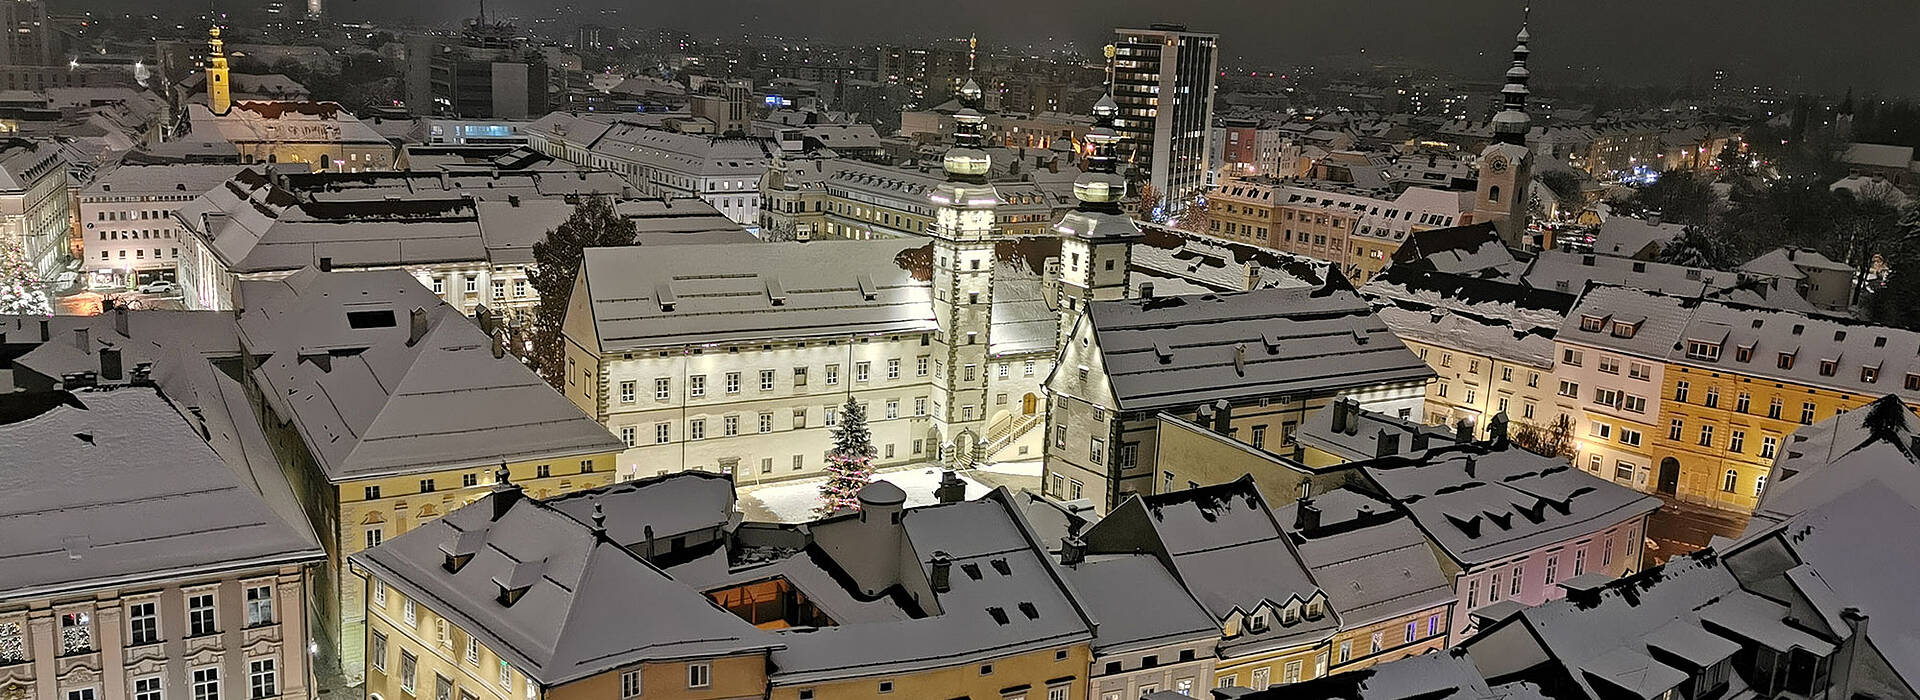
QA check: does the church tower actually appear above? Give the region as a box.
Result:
[1055,94,1143,351]
[1474,11,1535,250]
[928,79,999,467]
[206,25,232,116]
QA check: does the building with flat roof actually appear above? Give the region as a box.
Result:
[1111,25,1219,213]
[79,164,245,288]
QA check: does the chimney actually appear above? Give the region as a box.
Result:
[39,318,48,341]
[589,503,608,538]
[1463,455,1478,478]
[99,347,123,381]
[1835,608,1869,700]
[643,525,657,560]
[1455,419,1474,443]
[318,256,333,272]
[1233,343,1247,376]
[1488,412,1511,449]
[1138,282,1154,299]
[1786,248,1797,262]
[491,332,506,359]
[1647,212,1663,226]
[1376,429,1400,458]
[929,551,953,593]
[489,464,521,520]
[934,470,967,504]
[1212,399,1232,434]
[407,306,429,347]
[1295,497,1322,530]
[1059,536,1085,566]
[113,306,128,338]
[1411,429,1431,452]
[73,327,89,352]
[1330,398,1351,435]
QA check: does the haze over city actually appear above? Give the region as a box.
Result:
[3,2,1919,700]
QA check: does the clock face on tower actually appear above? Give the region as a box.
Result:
[1488,155,1509,174]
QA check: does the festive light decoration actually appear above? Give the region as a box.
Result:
[0,242,50,316]
[815,397,878,517]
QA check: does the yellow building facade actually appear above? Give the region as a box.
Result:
[766,645,1090,700]
[364,577,768,700]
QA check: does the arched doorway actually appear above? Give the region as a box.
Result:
[1022,393,1038,416]
[1656,457,1681,496]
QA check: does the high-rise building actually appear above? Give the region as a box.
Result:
[1111,24,1218,214]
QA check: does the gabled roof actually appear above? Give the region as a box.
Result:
[238,269,621,480]
[1754,395,1920,527]
[1560,284,1920,397]
[573,240,939,351]
[744,488,1098,683]
[1062,554,1219,655]
[1359,446,1660,567]
[1390,222,1523,277]
[0,389,322,601]
[1084,287,1433,411]
[1088,476,1336,655]
[352,487,780,687]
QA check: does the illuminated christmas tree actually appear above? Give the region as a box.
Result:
[816,396,877,517]
[0,242,50,316]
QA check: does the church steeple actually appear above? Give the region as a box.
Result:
[206,25,232,115]
[926,77,1000,467]
[1054,94,1143,351]
[1491,6,1532,146]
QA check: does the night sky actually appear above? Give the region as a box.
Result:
[211,0,1920,95]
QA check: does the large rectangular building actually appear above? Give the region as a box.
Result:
[1111,25,1218,213]
[78,164,244,289]
[1044,286,1434,513]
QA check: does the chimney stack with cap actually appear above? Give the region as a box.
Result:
[407,306,429,347]
[934,470,967,504]
[1488,412,1511,449]
[1059,536,1086,567]
[929,551,953,592]
[1295,497,1322,531]
[1455,419,1474,443]
[490,464,521,520]
[99,347,122,381]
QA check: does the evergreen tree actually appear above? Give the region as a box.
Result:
[0,242,50,316]
[1657,225,1721,269]
[816,397,878,517]
[528,198,638,389]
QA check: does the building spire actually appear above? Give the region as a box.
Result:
[1491,4,1532,145]
[206,24,231,116]
[941,79,991,184]
[1072,95,1126,215]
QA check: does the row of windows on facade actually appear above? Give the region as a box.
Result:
[360,462,592,502]
[426,276,528,301]
[1582,319,1920,388]
[94,209,178,221]
[100,248,179,260]
[1462,527,1629,610]
[96,229,178,241]
[370,590,1071,700]
[1203,614,1444,694]
[617,397,934,446]
[0,585,276,665]
[49,659,281,700]
[614,359,1037,404]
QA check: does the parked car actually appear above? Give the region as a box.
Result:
[137,280,178,295]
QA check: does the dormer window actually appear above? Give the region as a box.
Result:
[1862,366,1880,383]
[1685,341,1721,361]
[1777,352,1796,370]
[1249,613,1268,632]
[1611,321,1639,339]
[1734,345,1754,363]
[1579,315,1608,332]
[1819,359,1838,377]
